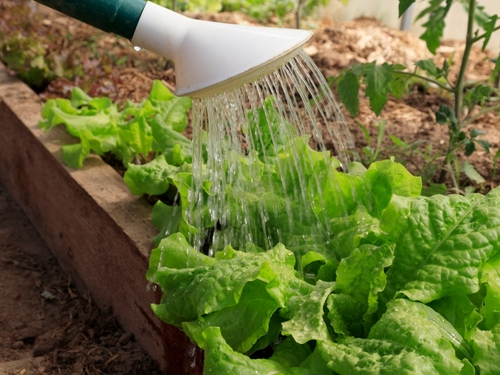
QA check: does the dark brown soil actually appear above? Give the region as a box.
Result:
[0,181,161,375]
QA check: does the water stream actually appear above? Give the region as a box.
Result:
[142,29,356,364]
[180,51,357,260]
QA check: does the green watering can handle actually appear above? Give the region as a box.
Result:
[35,0,147,40]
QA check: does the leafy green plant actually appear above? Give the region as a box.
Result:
[144,127,500,374]
[39,80,192,169]
[0,2,85,91]
[151,0,329,26]
[0,32,54,90]
[333,0,500,192]
[39,80,500,374]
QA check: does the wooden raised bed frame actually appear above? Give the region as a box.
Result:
[0,63,203,374]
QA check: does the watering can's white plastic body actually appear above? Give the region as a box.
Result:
[35,0,312,98]
[132,3,312,97]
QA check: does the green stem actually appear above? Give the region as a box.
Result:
[296,0,306,29]
[454,0,476,125]
[395,71,453,92]
[447,162,461,194]
[472,25,500,44]
[462,103,500,127]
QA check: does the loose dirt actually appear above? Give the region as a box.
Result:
[0,181,161,375]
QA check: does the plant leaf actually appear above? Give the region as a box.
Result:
[464,84,492,108]
[416,59,441,78]
[150,243,296,325]
[419,0,453,54]
[281,280,335,344]
[477,139,491,154]
[320,300,474,375]
[421,183,448,197]
[333,243,395,335]
[381,189,500,304]
[482,15,498,51]
[491,56,500,83]
[399,0,416,18]
[337,71,360,117]
[480,252,500,329]
[61,136,90,169]
[470,128,487,138]
[183,280,279,353]
[124,154,180,196]
[435,104,457,126]
[471,324,500,375]
[429,294,483,341]
[463,161,485,184]
[200,327,310,375]
[363,63,395,116]
[389,72,411,98]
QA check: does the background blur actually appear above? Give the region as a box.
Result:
[320,0,500,54]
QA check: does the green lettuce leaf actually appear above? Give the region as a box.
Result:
[268,336,312,368]
[200,327,309,375]
[480,251,500,329]
[182,280,279,353]
[331,243,395,335]
[472,323,500,375]
[124,154,181,196]
[39,80,191,168]
[429,294,483,341]
[319,299,474,375]
[381,189,500,304]
[281,280,335,344]
[149,242,296,325]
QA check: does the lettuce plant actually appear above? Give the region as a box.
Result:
[40,82,500,373]
[39,80,192,169]
[145,137,500,374]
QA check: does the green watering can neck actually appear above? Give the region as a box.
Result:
[34,0,147,40]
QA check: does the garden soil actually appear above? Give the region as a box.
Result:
[1,1,500,374]
[0,181,161,375]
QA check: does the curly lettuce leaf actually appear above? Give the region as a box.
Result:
[480,251,500,329]
[381,189,500,304]
[38,80,191,168]
[148,79,192,132]
[182,280,279,353]
[200,327,309,375]
[123,154,181,196]
[330,243,395,336]
[472,323,500,375]
[320,299,474,375]
[149,242,296,325]
[281,280,335,344]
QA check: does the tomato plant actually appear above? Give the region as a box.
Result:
[333,0,500,193]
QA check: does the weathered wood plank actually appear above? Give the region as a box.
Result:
[0,64,203,374]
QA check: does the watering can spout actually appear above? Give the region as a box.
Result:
[34,0,312,97]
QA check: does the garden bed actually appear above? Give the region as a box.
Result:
[2,1,500,373]
[0,61,203,374]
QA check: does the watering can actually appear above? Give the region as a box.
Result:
[34,0,312,97]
